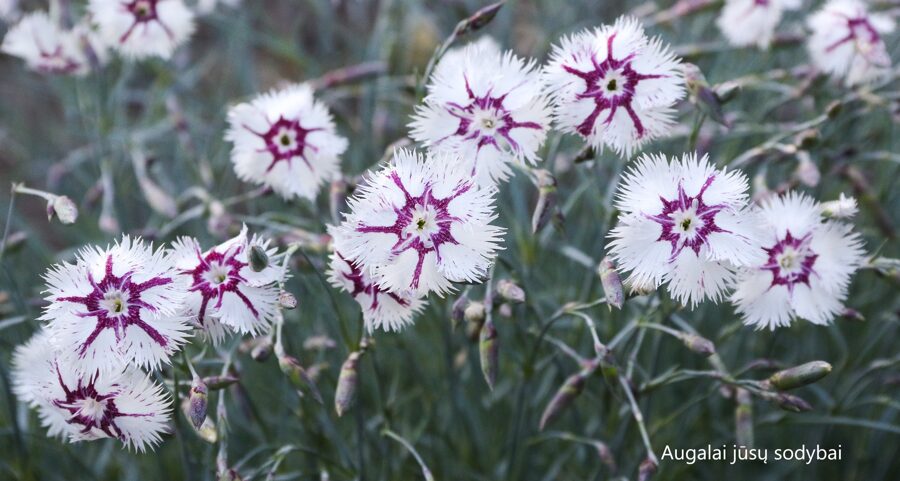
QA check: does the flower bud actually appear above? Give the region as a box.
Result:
[47,195,78,224]
[841,308,865,322]
[597,257,624,309]
[539,370,587,430]
[767,361,832,391]
[458,1,504,35]
[773,392,813,413]
[795,153,820,187]
[250,337,273,362]
[335,351,362,417]
[279,291,298,309]
[479,319,499,390]
[496,279,525,304]
[826,100,842,118]
[593,441,616,472]
[279,355,324,404]
[218,469,244,481]
[189,375,208,429]
[638,458,657,481]
[451,295,470,329]
[249,245,269,272]
[464,301,485,325]
[531,169,558,234]
[678,333,716,357]
[203,375,239,390]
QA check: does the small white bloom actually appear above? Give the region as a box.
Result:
[1,12,99,75]
[13,333,170,452]
[88,0,195,59]
[820,192,858,218]
[333,149,505,297]
[543,16,684,157]
[716,0,801,49]
[195,0,241,14]
[409,37,552,186]
[40,236,191,374]
[608,152,764,307]
[226,83,348,201]
[807,0,895,87]
[327,250,426,332]
[168,226,282,343]
[731,192,865,329]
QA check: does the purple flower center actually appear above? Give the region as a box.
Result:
[120,0,173,44]
[563,31,665,138]
[826,15,884,63]
[244,115,322,173]
[37,44,81,75]
[762,230,818,292]
[52,364,151,439]
[336,252,410,310]
[58,255,173,357]
[184,244,258,326]
[440,77,541,157]
[355,172,470,289]
[646,176,728,262]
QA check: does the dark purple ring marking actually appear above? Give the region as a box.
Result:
[243,115,322,173]
[183,243,259,328]
[761,230,818,293]
[645,176,729,262]
[119,0,175,44]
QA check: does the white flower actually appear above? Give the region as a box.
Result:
[226,83,348,201]
[608,152,764,307]
[716,0,801,49]
[543,16,684,157]
[168,226,282,343]
[731,192,865,329]
[0,0,18,21]
[196,0,241,14]
[807,0,895,87]
[40,236,191,374]
[13,332,170,452]
[409,37,552,186]
[88,0,195,59]
[327,250,426,332]
[819,192,858,219]
[1,12,100,76]
[332,149,504,297]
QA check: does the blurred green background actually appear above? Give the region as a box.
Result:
[0,0,899,480]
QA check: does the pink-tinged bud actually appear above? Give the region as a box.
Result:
[279,355,324,404]
[539,371,587,430]
[335,351,362,417]
[480,319,499,390]
[498,303,513,318]
[795,153,820,187]
[761,390,813,412]
[677,333,716,357]
[531,169,558,234]
[638,458,657,481]
[735,388,754,448]
[451,294,470,329]
[189,375,208,429]
[593,441,616,471]
[457,0,504,35]
[303,335,337,351]
[496,279,525,303]
[250,338,273,362]
[841,308,865,322]
[279,291,298,310]
[207,200,233,238]
[218,469,244,481]
[203,375,239,390]
[597,257,624,309]
[47,195,78,224]
[767,361,832,391]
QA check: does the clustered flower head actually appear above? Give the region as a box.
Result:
[14,230,290,451]
[608,152,764,306]
[332,149,504,298]
[543,16,685,157]
[731,192,865,329]
[226,83,348,201]
[1,12,106,75]
[807,0,895,86]
[717,0,801,49]
[409,37,552,186]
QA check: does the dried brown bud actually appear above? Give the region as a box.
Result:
[496,279,525,303]
[479,319,499,390]
[539,370,587,430]
[464,301,486,325]
[279,355,323,404]
[279,291,298,309]
[767,361,832,391]
[189,375,208,429]
[597,257,624,309]
[335,351,362,417]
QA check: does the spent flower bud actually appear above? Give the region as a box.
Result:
[47,195,78,224]
[279,355,324,404]
[539,369,589,430]
[597,257,624,309]
[531,169,558,234]
[495,279,526,304]
[451,295,471,328]
[767,361,832,391]
[189,375,208,429]
[335,350,363,417]
[250,337,273,362]
[773,392,813,412]
[638,458,658,481]
[464,301,486,325]
[479,319,499,390]
[279,291,298,309]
